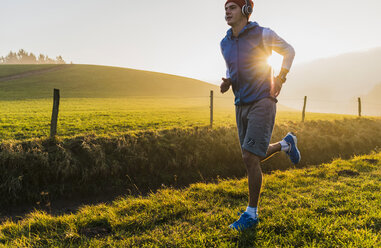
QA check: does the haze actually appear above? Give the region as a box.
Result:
[1,0,380,83]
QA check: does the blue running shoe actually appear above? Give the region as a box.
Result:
[229,212,258,231]
[283,132,301,164]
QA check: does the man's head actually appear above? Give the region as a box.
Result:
[225,0,254,26]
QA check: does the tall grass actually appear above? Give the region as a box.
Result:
[0,118,380,209]
[0,152,380,247]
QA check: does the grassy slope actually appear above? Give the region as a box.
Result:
[0,152,380,247]
[0,64,225,99]
[0,65,58,78]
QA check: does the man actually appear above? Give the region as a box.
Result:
[220,0,300,231]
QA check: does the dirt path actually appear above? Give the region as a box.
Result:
[0,64,70,82]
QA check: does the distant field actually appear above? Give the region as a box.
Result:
[0,97,361,141]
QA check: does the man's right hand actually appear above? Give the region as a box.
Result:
[220,77,231,93]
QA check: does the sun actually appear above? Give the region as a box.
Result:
[267,53,283,74]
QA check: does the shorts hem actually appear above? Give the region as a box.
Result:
[242,145,266,158]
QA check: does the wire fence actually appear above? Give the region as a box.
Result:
[278,96,381,116]
[45,89,380,137]
[2,88,379,140]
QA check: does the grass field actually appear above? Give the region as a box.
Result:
[0,64,224,141]
[0,97,362,142]
[0,64,373,142]
[1,64,380,247]
[0,152,379,247]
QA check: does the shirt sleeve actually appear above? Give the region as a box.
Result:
[221,43,231,79]
[262,28,295,71]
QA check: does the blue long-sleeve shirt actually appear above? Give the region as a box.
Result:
[221,21,295,105]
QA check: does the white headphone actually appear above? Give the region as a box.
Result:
[242,0,253,17]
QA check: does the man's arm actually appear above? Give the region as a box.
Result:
[263,28,295,96]
[263,27,295,78]
[221,52,231,94]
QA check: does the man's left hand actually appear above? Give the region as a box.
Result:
[271,77,283,97]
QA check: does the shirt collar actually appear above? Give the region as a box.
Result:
[227,21,259,39]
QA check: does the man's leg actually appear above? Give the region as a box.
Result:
[229,134,300,230]
[262,142,281,162]
[242,149,263,208]
[262,134,301,164]
[229,98,276,230]
[242,138,299,208]
[228,149,262,230]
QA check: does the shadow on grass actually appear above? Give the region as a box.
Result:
[235,227,258,247]
[228,224,259,247]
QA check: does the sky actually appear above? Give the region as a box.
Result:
[1,0,381,84]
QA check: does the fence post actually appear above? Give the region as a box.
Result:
[210,90,213,128]
[358,97,361,117]
[50,89,60,138]
[302,96,307,122]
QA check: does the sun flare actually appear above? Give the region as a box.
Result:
[267,53,283,74]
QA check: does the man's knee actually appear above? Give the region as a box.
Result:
[242,150,262,168]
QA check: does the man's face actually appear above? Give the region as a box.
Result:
[225,2,245,26]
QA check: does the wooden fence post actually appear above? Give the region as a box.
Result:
[210,90,213,128]
[358,97,361,117]
[50,89,60,138]
[302,96,307,122]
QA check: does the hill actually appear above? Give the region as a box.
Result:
[0,64,229,100]
[361,83,381,116]
[279,47,381,115]
[1,152,380,247]
[0,64,59,78]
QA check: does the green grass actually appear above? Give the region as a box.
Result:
[1,64,380,246]
[1,152,380,247]
[0,64,58,78]
[0,64,224,100]
[0,64,370,142]
[0,64,226,141]
[0,97,362,142]
[2,118,381,209]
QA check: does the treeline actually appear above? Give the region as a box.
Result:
[0,49,65,64]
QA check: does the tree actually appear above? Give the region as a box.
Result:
[56,55,65,64]
[0,49,66,64]
[4,51,18,64]
[37,54,46,64]
[17,49,37,64]
[45,56,55,64]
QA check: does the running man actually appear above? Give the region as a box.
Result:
[220,0,301,231]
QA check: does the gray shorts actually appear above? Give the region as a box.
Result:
[236,97,277,158]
